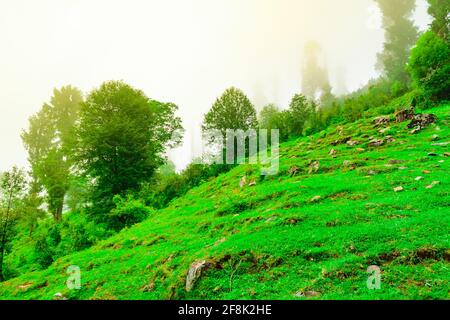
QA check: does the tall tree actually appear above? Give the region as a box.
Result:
[375,0,418,84]
[75,81,183,217]
[427,0,449,40]
[287,94,314,137]
[202,87,258,138]
[0,167,26,282]
[22,86,83,221]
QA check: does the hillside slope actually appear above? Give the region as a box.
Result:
[1,105,449,300]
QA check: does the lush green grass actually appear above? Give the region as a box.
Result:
[0,105,449,300]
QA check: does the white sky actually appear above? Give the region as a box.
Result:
[0,0,431,172]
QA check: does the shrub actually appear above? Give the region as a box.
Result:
[408,31,450,102]
[108,196,153,231]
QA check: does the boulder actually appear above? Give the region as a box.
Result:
[373,116,390,126]
[395,108,415,123]
[407,114,437,133]
[185,260,214,292]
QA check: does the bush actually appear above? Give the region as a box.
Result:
[108,196,153,231]
[408,31,450,102]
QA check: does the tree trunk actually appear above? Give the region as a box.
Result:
[0,244,4,282]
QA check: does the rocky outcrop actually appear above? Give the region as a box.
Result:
[185,260,214,292]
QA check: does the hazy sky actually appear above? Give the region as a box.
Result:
[0,0,431,172]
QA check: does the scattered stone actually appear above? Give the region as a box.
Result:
[239,176,246,188]
[367,170,377,176]
[385,136,396,143]
[346,140,359,146]
[369,139,384,147]
[214,238,226,246]
[295,290,320,298]
[329,148,337,156]
[407,114,437,132]
[389,159,403,164]
[415,176,423,181]
[288,166,300,177]
[356,148,366,152]
[395,108,415,123]
[331,136,352,146]
[53,293,68,301]
[431,142,450,147]
[444,152,450,157]
[310,196,322,202]
[426,181,440,189]
[343,160,351,167]
[398,166,407,170]
[248,180,257,187]
[17,282,33,291]
[186,260,214,292]
[308,161,320,174]
[265,216,278,223]
[422,170,431,174]
[394,186,404,192]
[141,282,155,293]
[373,116,390,126]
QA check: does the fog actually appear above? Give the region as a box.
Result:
[0,0,431,171]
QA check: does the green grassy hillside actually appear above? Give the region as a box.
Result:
[1,105,449,300]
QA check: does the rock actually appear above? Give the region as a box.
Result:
[53,293,68,301]
[431,142,450,147]
[346,140,359,146]
[356,148,366,152]
[398,166,407,170]
[415,176,423,181]
[310,196,322,202]
[331,136,352,146]
[141,282,155,293]
[394,186,404,192]
[248,180,257,187]
[329,148,337,156]
[444,152,450,157]
[343,160,351,167]
[407,114,437,132]
[239,176,246,188]
[367,170,377,176]
[214,238,226,246]
[265,216,278,223]
[288,166,300,177]
[422,170,431,174]
[308,161,320,174]
[425,181,440,189]
[185,260,214,292]
[385,136,396,143]
[395,108,415,123]
[295,290,320,298]
[389,159,403,164]
[373,116,390,126]
[369,139,384,147]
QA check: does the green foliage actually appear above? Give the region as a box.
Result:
[75,81,183,218]
[0,167,26,281]
[202,87,258,139]
[408,31,450,103]
[287,94,314,136]
[427,0,449,40]
[108,196,153,232]
[22,86,83,221]
[258,104,290,142]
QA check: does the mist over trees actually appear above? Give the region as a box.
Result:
[301,41,332,101]
[22,86,83,222]
[374,0,418,84]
